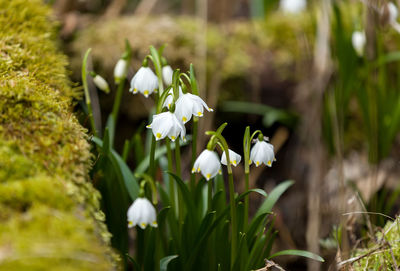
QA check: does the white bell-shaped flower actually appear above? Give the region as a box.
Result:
[93,75,110,94]
[221,149,242,167]
[174,93,213,124]
[162,87,183,110]
[387,2,398,24]
[162,65,173,86]
[114,59,129,83]
[146,111,186,142]
[129,67,158,98]
[280,0,306,14]
[250,140,275,167]
[192,149,221,180]
[352,31,366,57]
[127,197,157,229]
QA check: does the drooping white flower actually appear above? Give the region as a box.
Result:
[162,65,173,86]
[129,67,158,98]
[174,93,213,124]
[221,149,242,167]
[280,0,306,14]
[387,2,398,24]
[92,74,110,94]
[192,149,221,180]
[146,111,186,141]
[352,31,366,57]
[114,59,129,83]
[162,87,183,110]
[127,197,158,229]
[250,140,275,167]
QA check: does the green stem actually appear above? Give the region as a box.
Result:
[190,118,198,192]
[244,172,249,231]
[208,179,213,212]
[111,79,125,125]
[175,140,181,178]
[82,49,97,137]
[149,136,156,180]
[228,172,237,268]
[166,139,176,214]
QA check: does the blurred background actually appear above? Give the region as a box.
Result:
[49,0,400,269]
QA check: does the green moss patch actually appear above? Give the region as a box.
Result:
[0,0,116,270]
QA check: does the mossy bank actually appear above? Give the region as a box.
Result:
[0,1,116,270]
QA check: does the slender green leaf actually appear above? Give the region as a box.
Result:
[269,249,324,262]
[160,255,179,271]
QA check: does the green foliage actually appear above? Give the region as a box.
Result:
[352,218,400,270]
[0,0,116,270]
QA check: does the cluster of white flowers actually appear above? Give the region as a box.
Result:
[192,137,275,181]
[128,64,212,142]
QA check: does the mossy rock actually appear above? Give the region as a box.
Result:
[0,1,116,270]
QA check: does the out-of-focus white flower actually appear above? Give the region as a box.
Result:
[174,93,213,124]
[92,74,110,94]
[352,31,366,57]
[250,140,275,167]
[146,111,186,142]
[192,149,221,180]
[280,0,306,14]
[162,65,173,86]
[387,2,398,24]
[127,197,157,229]
[162,87,183,109]
[114,59,129,83]
[221,149,242,167]
[129,67,158,98]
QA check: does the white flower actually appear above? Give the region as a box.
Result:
[129,67,158,98]
[192,149,221,180]
[146,111,186,141]
[162,87,183,109]
[352,31,366,57]
[93,75,110,93]
[114,59,129,83]
[221,149,242,167]
[127,197,157,229]
[174,93,213,124]
[387,2,398,24]
[162,65,173,86]
[280,0,306,14]
[250,140,275,167]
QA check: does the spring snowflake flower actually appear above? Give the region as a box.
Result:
[352,31,366,57]
[127,197,158,229]
[114,59,129,83]
[162,87,183,110]
[280,0,306,14]
[146,111,186,142]
[221,149,241,167]
[174,93,213,124]
[250,139,275,167]
[92,74,110,94]
[387,2,398,24]
[129,67,158,98]
[192,149,221,180]
[162,65,173,86]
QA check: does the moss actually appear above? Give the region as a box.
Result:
[0,0,116,270]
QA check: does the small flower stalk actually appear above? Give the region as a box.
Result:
[127,197,158,229]
[129,66,158,98]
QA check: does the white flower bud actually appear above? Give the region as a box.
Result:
[114,59,128,83]
[92,74,110,94]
